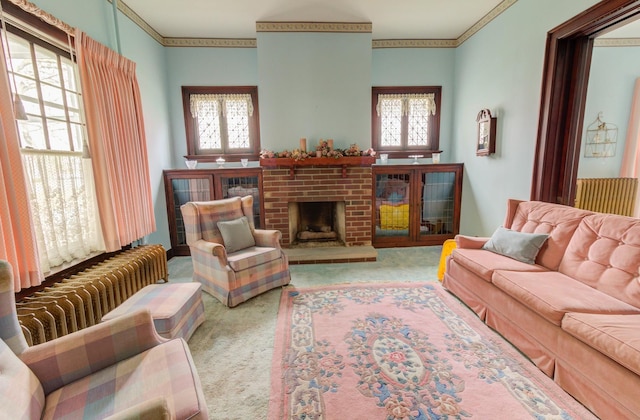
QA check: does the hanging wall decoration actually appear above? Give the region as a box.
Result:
[476,109,496,156]
[584,112,617,158]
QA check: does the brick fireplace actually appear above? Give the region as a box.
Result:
[261,162,373,249]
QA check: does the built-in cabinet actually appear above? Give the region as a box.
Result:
[372,163,463,247]
[163,168,263,256]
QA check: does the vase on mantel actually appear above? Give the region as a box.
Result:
[316,151,322,157]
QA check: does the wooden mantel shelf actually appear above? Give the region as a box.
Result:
[260,156,376,178]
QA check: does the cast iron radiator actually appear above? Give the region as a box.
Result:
[16,244,168,346]
[574,177,638,217]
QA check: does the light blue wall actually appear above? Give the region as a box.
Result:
[372,48,455,163]
[579,45,640,178]
[29,0,174,251]
[257,32,372,151]
[165,47,258,163]
[26,0,614,249]
[451,0,600,236]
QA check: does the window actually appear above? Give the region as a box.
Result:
[182,86,260,161]
[3,20,104,273]
[372,86,441,157]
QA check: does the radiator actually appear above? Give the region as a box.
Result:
[17,244,168,346]
[574,177,638,216]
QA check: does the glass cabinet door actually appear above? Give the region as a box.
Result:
[419,171,456,238]
[374,171,412,240]
[218,174,262,228]
[171,177,213,247]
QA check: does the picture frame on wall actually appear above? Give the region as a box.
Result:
[476,109,496,156]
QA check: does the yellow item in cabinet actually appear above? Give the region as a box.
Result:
[379,204,409,230]
[438,238,457,281]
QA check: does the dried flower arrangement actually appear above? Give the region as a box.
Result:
[260,140,376,161]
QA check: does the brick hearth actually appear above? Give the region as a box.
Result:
[262,166,373,248]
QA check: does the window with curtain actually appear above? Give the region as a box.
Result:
[372,86,442,158]
[182,86,260,161]
[3,21,104,273]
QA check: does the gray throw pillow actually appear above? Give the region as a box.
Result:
[217,216,255,254]
[482,227,549,264]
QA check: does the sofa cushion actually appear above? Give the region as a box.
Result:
[227,246,282,271]
[492,270,640,326]
[482,227,549,264]
[0,339,44,420]
[217,216,256,253]
[41,338,205,420]
[562,313,640,377]
[558,213,640,309]
[451,248,547,283]
[508,201,593,270]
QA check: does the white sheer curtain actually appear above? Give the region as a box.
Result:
[620,77,640,218]
[21,150,104,273]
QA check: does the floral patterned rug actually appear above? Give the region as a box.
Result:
[268,282,597,419]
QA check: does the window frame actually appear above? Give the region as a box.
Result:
[182,85,261,162]
[371,86,442,158]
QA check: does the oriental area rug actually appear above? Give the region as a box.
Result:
[268,282,596,419]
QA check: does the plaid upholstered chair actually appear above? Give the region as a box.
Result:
[181,195,291,307]
[0,260,208,419]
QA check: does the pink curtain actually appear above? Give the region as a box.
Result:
[0,38,42,291]
[75,30,156,251]
[620,77,640,218]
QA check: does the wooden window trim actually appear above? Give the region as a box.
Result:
[182,85,260,162]
[371,86,442,159]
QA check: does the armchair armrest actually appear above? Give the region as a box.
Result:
[105,397,171,420]
[20,309,165,395]
[455,234,490,249]
[253,229,283,248]
[189,239,228,269]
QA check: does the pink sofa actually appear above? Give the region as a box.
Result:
[443,199,640,419]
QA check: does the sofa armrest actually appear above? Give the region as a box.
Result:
[20,309,166,395]
[455,234,490,249]
[253,229,283,248]
[105,397,171,420]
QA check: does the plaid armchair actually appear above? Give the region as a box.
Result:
[0,260,208,419]
[181,195,291,307]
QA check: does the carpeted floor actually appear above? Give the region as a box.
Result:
[169,246,442,419]
[269,282,596,419]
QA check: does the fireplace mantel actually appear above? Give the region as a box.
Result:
[260,156,375,178]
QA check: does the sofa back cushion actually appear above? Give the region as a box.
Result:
[0,339,44,419]
[559,213,640,309]
[506,200,593,270]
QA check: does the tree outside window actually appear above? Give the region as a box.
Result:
[372,86,441,158]
[182,86,260,161]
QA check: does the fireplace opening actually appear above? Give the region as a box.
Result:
[288,201,346,247]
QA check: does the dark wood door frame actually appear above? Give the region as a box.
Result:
[532,0,640,204]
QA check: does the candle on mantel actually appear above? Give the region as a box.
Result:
[328,139,334,150]
[299,137,306,152]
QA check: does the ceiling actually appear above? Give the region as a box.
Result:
[121,0,508,40]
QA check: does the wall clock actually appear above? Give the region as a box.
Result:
[476,109,496,156]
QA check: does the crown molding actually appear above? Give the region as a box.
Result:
[594,37,640,47]
[256,21,372,33]
[110,0,163,44]
[163,38,257,48]
[457,0,517,46]
[114,0,515,49]
[373,39,457,49]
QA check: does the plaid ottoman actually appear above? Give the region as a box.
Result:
[102,283,204,341]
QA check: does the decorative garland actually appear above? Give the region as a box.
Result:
[260,140,376,161]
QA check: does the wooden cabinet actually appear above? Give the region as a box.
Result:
[163,168,263,256]
[372,163,463,247]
